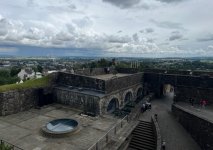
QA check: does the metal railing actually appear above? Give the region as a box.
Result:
[0,140,23,150]
[88,102,141,150]
[88,115,128,150]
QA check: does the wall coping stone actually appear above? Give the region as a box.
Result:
[173,104,213,124]
[151,115,162,150]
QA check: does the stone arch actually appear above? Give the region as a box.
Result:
[106,98,119,113]
[136,86,143,101]
[162,83,175,100]
[123,90,134,104]
[123,89,134,100]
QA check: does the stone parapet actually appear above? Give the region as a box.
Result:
[172,104,213,150]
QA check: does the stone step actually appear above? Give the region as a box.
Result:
[131,136,156,145]
[127,120,156,150]
[137,123,152,128]
[132,132,155,140]
[129,140,155,150]
[132,134,155,141]
[134,128,154,134]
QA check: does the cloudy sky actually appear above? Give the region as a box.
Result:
[0,0,213,57]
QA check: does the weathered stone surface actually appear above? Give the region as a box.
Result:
[172,104,213,150]
[143,72,213,104]
[56,72,106,92]
[105,73,143,93]
[54,87,100,115]
[0,89,38,116]
[0,87,53,116]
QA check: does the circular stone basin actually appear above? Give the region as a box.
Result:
[42,119,79,137]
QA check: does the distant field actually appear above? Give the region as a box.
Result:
[0,76,50,92]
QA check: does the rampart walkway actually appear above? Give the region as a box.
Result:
[139,97,201,150]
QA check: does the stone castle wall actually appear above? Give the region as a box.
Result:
[175,86,213,104]
[54,87,100,115]
[0,88,39,116]
[144,69,213,76]
[56,72,106,92]
[172,104,213,150]
[75,68,115,76]
[56,72,143,94]
[105,73,143,93]
[143,72,213,104]
[100,84,143,115]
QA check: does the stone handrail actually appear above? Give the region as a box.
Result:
[88,115,128,150]
[151,115,162,150]
[87,102,142,150]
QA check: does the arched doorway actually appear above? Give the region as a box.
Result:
[107,98,119,113]
[163,84,175,100]
[136,87,143,102]
[124,92,133,103]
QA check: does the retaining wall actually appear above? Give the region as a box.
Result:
[172,104,213,150]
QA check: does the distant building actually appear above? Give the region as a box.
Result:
[18,68,35,80]
[35,72,42,79]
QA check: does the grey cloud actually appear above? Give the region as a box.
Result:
[46,5,77,12]
[157,0,185,3]
[139,30,144,33]
[138,3,151,10]
[145,28,154,33]
[151,19,184,30]
[72,17,93,28]
[0,18,9,36]
[55,32,74,41]
[197,34,213,42]
[147,38,155,43]
[117,30,122,33]
[103,0,141,9]
[0,29,7,36]
[169,31,183,41]
[132,33,139,42]
[23,27,44,40]
[27,0,38,7]
[208,45,213,49]
[139,28,154,34]
[108,35,131,43]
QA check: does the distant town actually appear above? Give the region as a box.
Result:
[0,56,212,86]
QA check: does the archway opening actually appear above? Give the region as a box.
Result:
[136,87,143,103]
[107,98,119,113]
[124,92,133,103]
[162,84,175,100]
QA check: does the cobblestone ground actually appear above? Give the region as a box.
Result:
[139,97,201,150]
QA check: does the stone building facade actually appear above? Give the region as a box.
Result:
[54,71,143,115]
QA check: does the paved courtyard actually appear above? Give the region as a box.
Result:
[0,104,120,150]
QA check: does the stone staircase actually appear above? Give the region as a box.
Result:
[127,120,156,150]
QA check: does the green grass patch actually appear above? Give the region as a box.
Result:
[0,76,51,92]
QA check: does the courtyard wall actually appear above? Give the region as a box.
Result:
[143,72,213,104]
[54,87,100,115]
[0,88,40,116]
[172,104,213,150]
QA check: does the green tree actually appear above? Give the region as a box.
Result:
[10,66,21,77]
[37,65,43,73]
[97,58,109,67]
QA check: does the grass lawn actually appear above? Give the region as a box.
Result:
[0,76,50,92]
